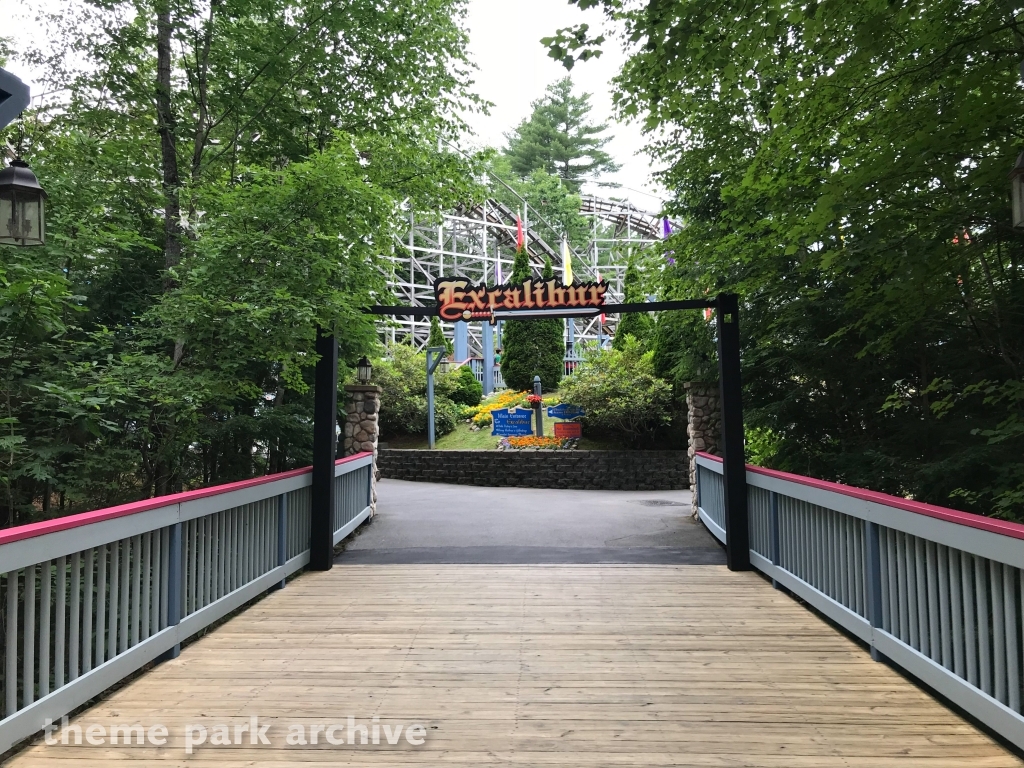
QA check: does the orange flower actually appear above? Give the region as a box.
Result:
[507,435,564,449]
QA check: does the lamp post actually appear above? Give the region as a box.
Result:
[1010,152,1024,229]
[356,355,373,384]
[0,158,46,247]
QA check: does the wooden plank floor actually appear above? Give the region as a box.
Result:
[6,565,1022,767]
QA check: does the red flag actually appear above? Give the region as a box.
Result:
[516,217,525,250]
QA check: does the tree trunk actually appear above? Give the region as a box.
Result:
[156,3,182,289]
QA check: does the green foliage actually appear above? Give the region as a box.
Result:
[483,156,591,253]
[447,365,483,407]
[612,260,653,350]
[427,316,454,357]
[500,250,565,392]
[0,0,477,520]
[559,337,672,446]
[503,77,620,192]
[372,345,457,439]
[550,0,1024,518]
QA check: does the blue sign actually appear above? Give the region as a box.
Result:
[491,408,534,437]
[547,403,586,420]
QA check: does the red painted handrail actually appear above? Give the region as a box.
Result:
[0,452,373,547]
[696,451,1024,542]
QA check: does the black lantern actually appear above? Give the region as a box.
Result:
[0,159,46,246]
[356,355,373,383]
[1011,152,1024,229]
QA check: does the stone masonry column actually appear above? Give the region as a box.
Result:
[685,382,721,516]
[343,384,382,516]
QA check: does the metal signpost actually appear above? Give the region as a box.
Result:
[425,346,446,449]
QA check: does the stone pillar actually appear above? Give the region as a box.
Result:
[343,384,382,516]
[685,382,721,516]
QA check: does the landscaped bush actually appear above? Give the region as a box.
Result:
[447,365,483,407]
[558,337,672,446]
[371,344,457,439]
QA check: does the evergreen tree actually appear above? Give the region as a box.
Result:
[500,253,564,391]
[613,260,654,350]
[504,77,620,192]
[427,316,453,356]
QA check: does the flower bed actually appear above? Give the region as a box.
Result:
[498,435,580,450]
[467,390,528,427]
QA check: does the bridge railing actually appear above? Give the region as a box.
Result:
[697,452,1024,750]
[0,453,373,753]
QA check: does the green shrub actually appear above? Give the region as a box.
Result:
[371,344,457,438]
[448,365,483,406]
[558,336,673,446]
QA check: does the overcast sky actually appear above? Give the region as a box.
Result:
[3,0,665,210]
[462,0,664,210]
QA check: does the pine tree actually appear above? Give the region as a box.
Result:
[613,260,654,350]
[504,77,620,192]
[500,252,564,391]
[427,316,453,356]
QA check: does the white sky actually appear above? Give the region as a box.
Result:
[462,0,664,210]
[3,0,664,210]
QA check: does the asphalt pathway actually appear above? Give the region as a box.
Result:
[336,478,726,565]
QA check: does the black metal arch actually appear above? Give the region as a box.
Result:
[309,294,749,572]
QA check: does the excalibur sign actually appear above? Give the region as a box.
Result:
[434,276,609,322]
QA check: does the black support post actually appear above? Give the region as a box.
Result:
[716,293,750,571]
[310,326,338,571]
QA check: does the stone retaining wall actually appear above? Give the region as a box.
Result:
[377,449,689,491]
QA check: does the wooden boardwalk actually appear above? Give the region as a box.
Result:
[6,565,1022,767]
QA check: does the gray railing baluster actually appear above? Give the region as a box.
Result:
[83,548,94,674]
[977,557,992,696]
[951,549,964,677]
[992,561,1007,704]
[6,570,18,717]
[915,537,928,656]
[119,539,130,652]
[39,560,51,698]
[1007,565,1020,713]
[927,541,940,662]
[898,533,911,645]
[131,535,141,647]
[277,493,288,589]
[938,545,951,669]
[23,563,35,707]
[94,544,106,667]
[964,554,978,687]
[55,555,66,689]
[866,521,883,661]
[107,540,119,660]
[879,527,891,632]
[158,528,168,631]
[165,522,182,659]
[69,552,80,680]
[141,532,152,641]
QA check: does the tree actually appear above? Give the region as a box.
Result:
[504,77,620,192]
[559,336,672,446]
[0,0,478,520]
[612,260,653,350]
[548,0,1024,518]
[500,252,564,391]
[427,316,454,357]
